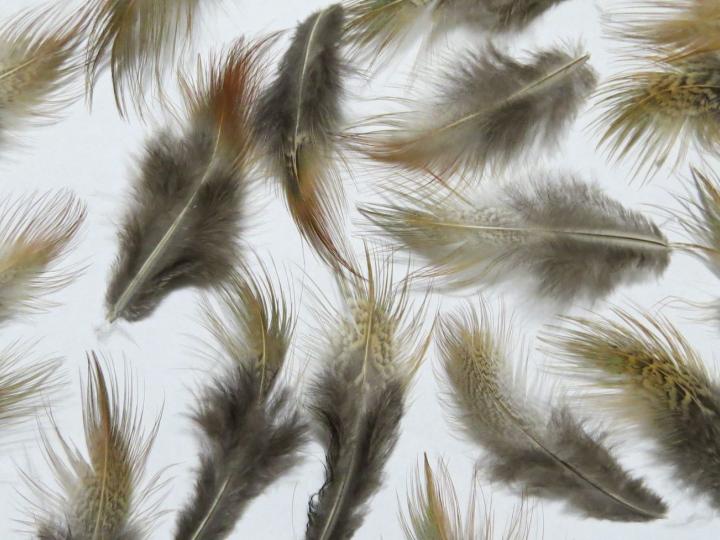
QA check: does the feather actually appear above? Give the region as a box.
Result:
[401,455,534,540]
[84,0,215,118]
[255,5,354,274]
[595,51,720,180]
[360,174,670,304]
[545,308,720,511]
[355,43,596,178]
[30,355,162,539]
[344,0,570,63]
[304,253,430,540]
[438,303,668,521]
[0,191,85,325]
[0,4,87,144]
[105,38,270,323]
[607,0,720,56]
[174,269,308,540]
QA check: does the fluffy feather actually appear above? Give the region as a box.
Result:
[30,355,162,539]
[105,38,269,323]
[174,270,308,540]
[676,168,720,276]
[255,5,354,274]
[595,51,720,180]
[0,191,85,325]
[546,308,720,511]
[439,303,667,521]
[84,0,215,118]
[344,0,569,62]
[305,254,430,540]
[355,44,596,178]
[0,4,87,144]
[360,174,669,304]
[401,455,534,540]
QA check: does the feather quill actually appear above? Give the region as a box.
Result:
[401,455,534,540]
[545,308,720,511]
[595,51,720,179]
[361,174,670,304]
[439,303,667,521]
[255,5,354,274]
[30,355,162,539]
[304,254,430,540]
[0,5,87,144]
[105,38,269,323]
[0,191,85,325]
[355,43,596,178]
[84,0,214,118]
[344,0,570,62]
[174,270,307,540]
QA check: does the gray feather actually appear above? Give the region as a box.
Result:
[436,0,570,33]
[360,44,596,177]
[361,174,670,304]
[439,306,668,522]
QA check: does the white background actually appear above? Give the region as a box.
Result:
[2,0,720,538]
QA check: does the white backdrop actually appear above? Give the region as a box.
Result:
[2,0,719,538]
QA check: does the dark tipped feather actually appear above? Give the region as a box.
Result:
[174,271,307,540]
[361,174,670,304]
[105,38,269,323]
[356,44,596,177]
[546,308,720,511]
[29,355,162,539]
[255,5,353,273]
[438,304,667,522]
[305,256,429,540]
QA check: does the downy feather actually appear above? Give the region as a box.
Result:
[0,191,85,325]
[105,38,269,323]
[0,4,87,144]
[84,0,215,118]
[344,0,570,63]
[30,355,162,539]
[595,51,720,180]
[360,174,670,304]
[355,43,596,178]
[174,270,308,540]
[438,303,667,521]
[255,5,354,274]
[401,455,534,540]
[305,254,430,540]
[545,308,720,511]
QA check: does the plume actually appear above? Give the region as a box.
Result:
[360,174,670,304]
[304,254,430,540]
[84,0,215,118]
[255,5,354,274]
[29,355,162,539]
[0,4,87,144]
[355,43,596,178]
[344,0,570,63]
[595,51,720,180]
[545,308,720,511]
[401,455,534,540]
[0,191,85,325]
[174,269,308,540]
[676,168,720,276]
[438,303,668,521]
[105,38,270,324]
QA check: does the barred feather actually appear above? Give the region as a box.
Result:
[305,254,430,540]
[356,44,596,178]
[360,174,669,304]
[255,5,354,274]
[30,355,162,539]
[0,191,85,325]
[174,270,307,540]
[439,303,667,521]
[546,309,720,510]
[105,38,269,323]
